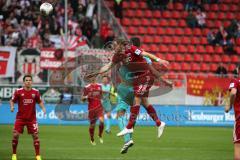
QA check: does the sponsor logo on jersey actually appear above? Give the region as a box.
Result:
[23,99,33,104]
[21,94,24,96]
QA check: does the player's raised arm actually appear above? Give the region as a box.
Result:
[225,88,237,113]
[141,51,169,68]
[86,62,116,78]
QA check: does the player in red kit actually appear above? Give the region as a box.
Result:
[9,74,46,160]
[87,39,169,138]
[226,68,240,160]
[82,77,104,145]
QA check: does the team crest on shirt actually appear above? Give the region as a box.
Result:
[32,94,36,98]
[21,94,24,96]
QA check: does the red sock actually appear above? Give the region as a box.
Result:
[126,105,140,129]
[145,105,161,126]
[12,139,18,154]
[98,122,104,137]
[33,140,40,156]
[89,127,95,141]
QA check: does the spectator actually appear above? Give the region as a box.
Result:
[207,30,217,45]
[184,0,194,11]
[195,9,206,28]
[186,10,197,28]
[86,0,97,19]
[105,30,115,44]
[92,14,98,35]
[91,31,104,48]
[114,0,123,19]
[215,63,227,77]
[233,65,240,78]
[27,21,37,38]
[60,88,73,104]
[226,20,238,39]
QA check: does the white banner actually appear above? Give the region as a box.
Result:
[0,46,17,78]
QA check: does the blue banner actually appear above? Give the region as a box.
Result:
[0,103,235,126]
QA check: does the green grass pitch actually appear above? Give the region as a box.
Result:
[0,125,233,160]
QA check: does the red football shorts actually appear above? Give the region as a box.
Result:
[88,107,104,124]
[233,121,240,144]
[133,74,154,97]
[14,119,38,134]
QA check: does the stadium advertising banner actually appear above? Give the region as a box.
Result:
[186,75,231,106]
[0,47,16,78]
[0,104,234,127]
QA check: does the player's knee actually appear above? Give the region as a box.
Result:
[12,130,20,139]
[32,133,39,140]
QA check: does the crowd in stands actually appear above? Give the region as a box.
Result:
[0,0,114,49]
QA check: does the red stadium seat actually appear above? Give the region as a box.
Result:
[122,18,131,26]
[226,13,235,20]
[178,20,187,28]
[162,36,172,44]
[153,11,161,18]
[200,63,209,72]
[202,28,210,36]
[135,10,144,18]
[230,4,238,11]
[218,12,225,20]
[203,4,210,10]
[231,55,239,63]
[187,45,195,53]
[153,36,161,43]
[169,19,178,27]
[208,12,217,19]
[138,27,147,34]
[196,46,205,53]
[169,45,178,53]
[236,38,240,46]
[202,54,211,63]
[219,4,228,11]
[145,10,153,18]
[184,54,192,62]
[139,2,147,9]
[172,36,180,44]
[215,46,224,54]
[165,28,174,35]
[162,11,171,18]
[222,55,231,63]
[159,19,168,27]
[193,28,202,36]
[228,64,236,72]
[159,45,168,53]
[168,2,174,10]
[147,27,156,35]
[215,20,222,28]
[206,46,214,54]
[184,28,193,36]
[132,18,140,26]
[142,44,150,52]
[142,18,150,26]
[157,28,165,35]
[172,11,181,19]
[171,62,181,71]
[175,54,184,62]
[165,53,175,61]
[178,45,187,53]
[191,37,200,45]
[122,1,129,9]
[200,37,208,45]
[175,28,184,35]
[210,4,219,11]
[124,10,134,17]
[181,62,190,71]
[129,1,138,9]
[209,63,218,72]
[236,47,240,55]
[182,37,190,44]
[212,55,221,63]
[175,3,184,10]
[127,27,136,35]
[151,19,159,27]
[150,44,159,52]
[191,63,200,71]
[193,54,202,62]
[143,36,153,43]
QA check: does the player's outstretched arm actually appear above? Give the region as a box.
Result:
[86,62,115,78]
[39,101,46,115]
[142,51,169,67]
[225,88,237,113]
[9,100,15,112]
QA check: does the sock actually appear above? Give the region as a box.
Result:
[12,139,18,154]
[33,140,40,156]
[105,117,111,132]
[145,105,161,126]
[126,105,140,129]
[89,127,95,141]
[117,115,131,143]
[98,122,104,137]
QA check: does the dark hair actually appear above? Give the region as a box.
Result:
[130,37,141,47]
[102,75,109,80]
[23,74,32,81]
